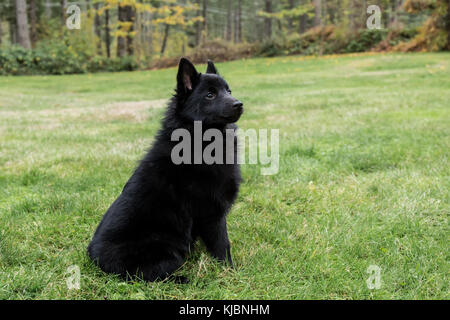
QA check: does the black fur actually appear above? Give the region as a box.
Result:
[87,58,243,283]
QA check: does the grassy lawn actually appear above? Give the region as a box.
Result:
[0,52,448,300]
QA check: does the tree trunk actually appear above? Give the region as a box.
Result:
[139,1,148,57]
[45,0,52,18]
[60,0,67,27]
[390,0,402,29]
[238,0,242,42]
[288,0,295,32]
[446,0,450,50]
[94,3,102,55]
[195,0,202,46]
[299,14,307,34]
[147,11,153,56]
[15,0,31,49]
[0,15,2,46]
[196,0,208,45]
[202,0,208,42]
[329,5,335,24]
[234,0,242,43]
[226,0,232,41]
[105,9,111,58]
[313,0,321,27]
[117,4,127,57]
[9,7,17,45]
[160,23,170,57]
[126,6,135,56]
[117,4,135,57]
[29,0,38,47]
[264,0,272,39]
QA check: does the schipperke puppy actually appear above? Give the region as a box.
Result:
[88,58,243,283]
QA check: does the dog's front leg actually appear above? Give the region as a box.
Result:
[198,217,233,267]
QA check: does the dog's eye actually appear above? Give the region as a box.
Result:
[206,92,216,100]
[227,89,232,94]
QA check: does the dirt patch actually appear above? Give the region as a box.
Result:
[0,99,168,124]
[96,99,167,122]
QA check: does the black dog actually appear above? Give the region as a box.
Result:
[87,58,243,283]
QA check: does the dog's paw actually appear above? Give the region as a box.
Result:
[172,275,189,284]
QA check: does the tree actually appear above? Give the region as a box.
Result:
[116,3,135,57]
[196,0,207,45]
[60,0,67,27]
[160,23,170,56]
[29,0,38,47]
[234,0,242,43]
[8,0,18,44]
[0,15,3,46]
[260,0,313,36]
[202,0,207,38]
[15,0,31,49]
[105,8,111,58]
[264,0,273,39]
[45,0,52,18]
[117,4,128,57]
[390,0,403,29]
[299,0,308,34]
[403,0,450,51]
[126,6,136,56]
[94,2,103,55]
[287,0,295,31]
[195,0,202,45]
[226,0,232,41]
[313,0,321,27]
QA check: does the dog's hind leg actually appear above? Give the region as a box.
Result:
[136,252,188,283]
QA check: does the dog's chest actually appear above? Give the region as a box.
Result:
[184,165,240,215]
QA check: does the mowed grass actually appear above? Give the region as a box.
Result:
[0,52,448,299]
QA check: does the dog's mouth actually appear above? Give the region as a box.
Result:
[221,107,243,123]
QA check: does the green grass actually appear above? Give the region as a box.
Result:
[0,52,449,299]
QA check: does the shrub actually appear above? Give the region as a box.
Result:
[255,26,388,57]
[0,46,33,75]
[373,28,419,52]
[150,40,256,69]
[344,29,388,53]
[0,41,88,75]
[0,41,139,75]
[88,56,139,73]
[257,38,287,57]
[34,40,89,74]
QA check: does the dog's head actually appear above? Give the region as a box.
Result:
[175,58,243,126]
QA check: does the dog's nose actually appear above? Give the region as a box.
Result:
[233,101,243,109]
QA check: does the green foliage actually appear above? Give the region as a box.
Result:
[0,42,86,75]
[34,41,90,75]
[256,39,287,57]
[0,46,35,75]
[0,42,138,75]
[255,27,418,57]
[151,39,256,69]
[87,55,139,73]
[258,26,388,57]
[400,0,449,51]
[345,30,389,53]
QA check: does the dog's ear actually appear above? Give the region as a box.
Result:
[177,58,199,94]
[206,60,218,74]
